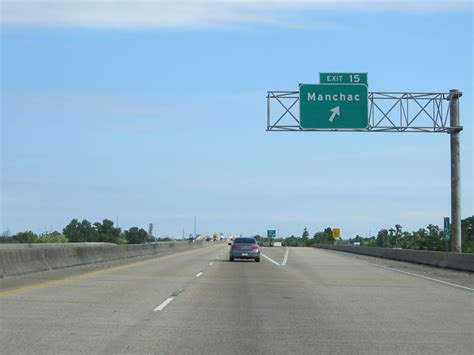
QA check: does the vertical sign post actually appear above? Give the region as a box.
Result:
[449,90,462,253]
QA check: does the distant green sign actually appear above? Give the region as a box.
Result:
[267,230,276,238]
[444,217,450,240]
[299,84,368,129]
[320,72,368,86]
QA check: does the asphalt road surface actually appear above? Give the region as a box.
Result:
[1,245,473,354]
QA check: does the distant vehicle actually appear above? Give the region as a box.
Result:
[205,236,211,242]
[229,237,260,262]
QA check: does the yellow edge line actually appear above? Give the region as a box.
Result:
[0,244,224,296]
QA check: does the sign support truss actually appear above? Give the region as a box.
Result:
[266,89,463,253]
[267,91,462,133]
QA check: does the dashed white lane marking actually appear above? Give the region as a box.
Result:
[154,297,174,311]
[196,272,203,277]
[358,259,474,292]
[209,262,214,265]
[281,247,289,266]
[261,253,281,266]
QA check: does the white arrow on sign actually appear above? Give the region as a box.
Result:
[328,106,340,122]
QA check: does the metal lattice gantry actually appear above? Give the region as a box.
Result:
[266,91,462,133]
[266,87,464,253]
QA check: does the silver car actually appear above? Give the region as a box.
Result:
[229,237,260,262]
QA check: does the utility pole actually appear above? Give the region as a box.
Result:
[449,89,462,253]
[194,216,196,239]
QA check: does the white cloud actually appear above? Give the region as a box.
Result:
[1,0,471,29]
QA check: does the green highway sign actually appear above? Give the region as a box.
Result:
[267,230,276,238]
[444,217,450,240]
[320,72,368,86]
[299,84,369,129]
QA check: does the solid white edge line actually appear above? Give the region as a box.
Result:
[261,253,281,266]
[196,272,203,277]
[281,247,289,266]
[154,297,174,311]
[358,259,474,292]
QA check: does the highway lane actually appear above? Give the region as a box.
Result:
[0,244,227,353]
[0,243,220,293]
[312,247,474,290]
[1,245,472,354]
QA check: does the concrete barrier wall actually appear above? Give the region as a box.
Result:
[312,245,474,272]
[0,241,211,278]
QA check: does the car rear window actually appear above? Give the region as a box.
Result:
[234,238,257,244]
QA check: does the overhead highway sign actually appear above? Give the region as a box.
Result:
[299,84,369,129]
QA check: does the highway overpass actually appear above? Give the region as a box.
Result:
[1,244,472,354]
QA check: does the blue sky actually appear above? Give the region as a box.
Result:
[1,0,472,238]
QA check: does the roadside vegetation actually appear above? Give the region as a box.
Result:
[2,216,473,252]
[255,216,474,253]
[0,219,154,245]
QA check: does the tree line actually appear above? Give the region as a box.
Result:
[255,227,336,247]
[347,216,474,253]
[3,216,473,252]
[0,219,152,245]
[254,216,474,253]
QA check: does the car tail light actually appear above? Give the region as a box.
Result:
[250,245,259,251]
